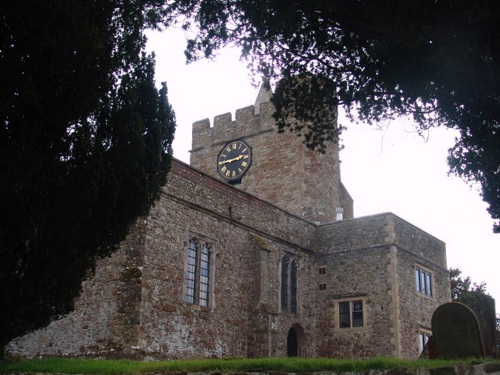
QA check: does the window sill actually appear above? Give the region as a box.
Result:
[184,302,212,311]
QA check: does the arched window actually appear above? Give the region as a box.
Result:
[280,256,289,311]
[185,238,211,306]
[290,260,298,313]
[281,255,298,313]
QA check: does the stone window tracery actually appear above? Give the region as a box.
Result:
[185,238,212,307]
[280,255,298,313]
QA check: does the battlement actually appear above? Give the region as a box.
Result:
[192,99,275,150]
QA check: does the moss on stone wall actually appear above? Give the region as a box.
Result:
[119,267,142,283]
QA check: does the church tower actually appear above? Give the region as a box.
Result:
[190,83,353,224]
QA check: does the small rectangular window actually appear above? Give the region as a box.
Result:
[338,300,364,329]
[318,266,327,275]
[319,283,326,290]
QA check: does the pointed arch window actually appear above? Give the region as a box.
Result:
[290,260,298,313]
[281,255,298,313]
[185,238,212,307]
[281,256,289,311]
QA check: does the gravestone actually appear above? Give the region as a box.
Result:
[431,302,485,359]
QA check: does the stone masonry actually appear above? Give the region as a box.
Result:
[5,84,450,360]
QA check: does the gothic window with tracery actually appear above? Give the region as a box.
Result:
[185,238,211,307]
[281,255,298,313]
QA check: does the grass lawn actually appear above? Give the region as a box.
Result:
[1,356,497,374]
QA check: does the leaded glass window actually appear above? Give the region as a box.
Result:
[290,260,298,313]
[280,256,289,311]
[185,239,212,306]
[281,255,299,313]
[339,300,364,329]
[415,266,433,297]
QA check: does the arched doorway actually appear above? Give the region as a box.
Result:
[287,326,302,357]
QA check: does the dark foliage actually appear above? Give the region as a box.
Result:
[165,0,500,232]
[0,0,175,351]
[449,268,487,301]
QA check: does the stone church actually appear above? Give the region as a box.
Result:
[6,85,451,359]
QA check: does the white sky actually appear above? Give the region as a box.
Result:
[147,28,500,311]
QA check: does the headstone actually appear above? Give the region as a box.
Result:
[431,302,485,359]
[457,293,497,357]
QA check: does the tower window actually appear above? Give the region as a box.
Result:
[336,207,344,221]
[415,266,433,297]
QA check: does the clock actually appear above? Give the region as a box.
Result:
[217,140,252,183]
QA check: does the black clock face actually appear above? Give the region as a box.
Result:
[217,140,252,182]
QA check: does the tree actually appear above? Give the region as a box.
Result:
[497,314,500,351]
[449,267,487,301]
[165,0,500,232]
[0,1,175,351]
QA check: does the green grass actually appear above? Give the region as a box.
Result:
[0,357,497,374]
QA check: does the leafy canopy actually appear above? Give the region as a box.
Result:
[449,268,487,301]
[0,0,175,350]
[166,0,500,232]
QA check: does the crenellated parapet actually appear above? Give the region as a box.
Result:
[192,100,276,151]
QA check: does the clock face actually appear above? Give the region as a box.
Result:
[217,140,252,182]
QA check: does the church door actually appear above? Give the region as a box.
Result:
[287,327,299,357]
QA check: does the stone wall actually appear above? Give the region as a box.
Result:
[312,213,449,359]
[5,158,451,361]
[5,159,319,359]
[137,160,319,359]
[314,213,390,254]
[315,244,396,358]
[5,223,144,358]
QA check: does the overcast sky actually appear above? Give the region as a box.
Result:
[147,28,500,311]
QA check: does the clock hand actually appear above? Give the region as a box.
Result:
[218,158,234,166]
[218,154,244,165]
